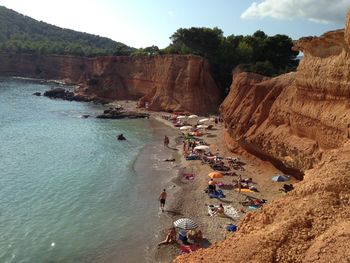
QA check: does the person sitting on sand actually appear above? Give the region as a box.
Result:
[187,229,203,242]
[158,227,177,246]
[214,203,225,216]
[117,134,126,140]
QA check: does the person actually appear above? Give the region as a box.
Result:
[208,179,216,194]
[164,135,169,147]
[159,189,167,212]
[117,134,126,140]
[178,229,190,245]
[187,229,203,242]
[158,227,177,246]
[237,174,242,193]
[215,204,225,216]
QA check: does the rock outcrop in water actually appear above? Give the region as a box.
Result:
[0,54,220,114]
[175,10,350,263]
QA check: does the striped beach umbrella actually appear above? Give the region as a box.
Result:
[174,218,198,230]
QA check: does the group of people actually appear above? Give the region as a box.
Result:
[158,227,203,246]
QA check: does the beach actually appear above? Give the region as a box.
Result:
[114,100,298,262]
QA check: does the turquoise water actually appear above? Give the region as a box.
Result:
[0,78,177,262]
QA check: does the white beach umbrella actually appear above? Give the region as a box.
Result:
[194,145,210,151]
[188,114,198,119]
[179,126,193,130]
[177,115,186,119]
[198,118,209,123]
[174,218,198,230]
[196,125,208,129]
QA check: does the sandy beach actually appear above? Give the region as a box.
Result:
[112,100,298,263]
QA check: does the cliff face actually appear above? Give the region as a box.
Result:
[80,55,220,114]
[175,10,350,263]
[0,54,90,83]
[220,27,350,173]
[0,54,220,114]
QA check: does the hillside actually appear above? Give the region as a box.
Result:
[0,6,134,57]
[175,10,350,263]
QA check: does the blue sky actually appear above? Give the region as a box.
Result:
[0,0,349,48]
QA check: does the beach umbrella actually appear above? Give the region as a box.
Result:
[188,115,198,119]
[177,115,186,119]
[198,118,209,123]
[196,125,208,129]
[174,218,198,230]
[194,145,210,151]
[180,126,193,130]
[272,175,289,182]
[208,171,223,179]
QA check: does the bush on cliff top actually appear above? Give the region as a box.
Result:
[161,28,299,94]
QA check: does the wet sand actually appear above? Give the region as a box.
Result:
[112,101,298,263]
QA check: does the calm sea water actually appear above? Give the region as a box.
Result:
[0,78,178,263]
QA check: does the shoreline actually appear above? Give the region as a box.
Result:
[114,100,298,262]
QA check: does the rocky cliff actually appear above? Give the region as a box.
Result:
[0,54,220,114]
[220,28,350,174]
[175,10,350,263]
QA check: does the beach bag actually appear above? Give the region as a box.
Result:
[226,224,237,232]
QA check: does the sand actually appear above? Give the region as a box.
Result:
[110,100,298,263]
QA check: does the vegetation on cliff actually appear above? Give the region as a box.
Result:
[132,27,298,94]
[0,6,135,57]
[166,27,298,92]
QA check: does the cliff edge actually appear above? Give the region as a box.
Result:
[175,10,350,263]
[0,54,220,114]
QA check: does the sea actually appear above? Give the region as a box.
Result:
[0,77,179,263]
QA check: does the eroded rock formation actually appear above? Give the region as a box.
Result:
[0,54,220,114]
[175,10,350,263]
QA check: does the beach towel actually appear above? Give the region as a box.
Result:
[186,155,200,160]
[183,173,195,180]
[235,188,255,193]
[207,205,239,219]
[224,205,239,219]
[209,189,225,199]
[179,244,201,254]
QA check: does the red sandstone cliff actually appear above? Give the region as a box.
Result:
[80,55,220,114]
[175,10,350,263]
[0,54,220,114]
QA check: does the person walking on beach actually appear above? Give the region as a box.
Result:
[159,189,167,212]
[164,135,169,147]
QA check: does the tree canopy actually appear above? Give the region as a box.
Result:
[0,6,135,56]
[161,27,299,94]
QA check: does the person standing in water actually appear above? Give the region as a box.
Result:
[164,135,169,147]
[159,189,167,212]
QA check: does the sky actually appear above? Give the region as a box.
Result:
[0,0,349,48]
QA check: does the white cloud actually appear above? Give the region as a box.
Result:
[241,0,350,24]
